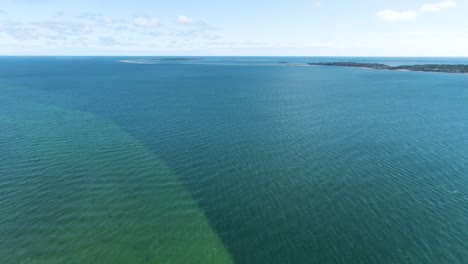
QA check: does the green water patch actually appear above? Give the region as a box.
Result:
[0,87,233,263]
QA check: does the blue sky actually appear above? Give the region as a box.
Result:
[0,0,467,56]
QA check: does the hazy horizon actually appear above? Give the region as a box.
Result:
[1,55,468,57]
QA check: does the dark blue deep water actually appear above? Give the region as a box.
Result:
[1,57,467,263]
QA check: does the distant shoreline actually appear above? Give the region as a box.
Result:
[306,62,468,74]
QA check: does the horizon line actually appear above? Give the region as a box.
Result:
[1,55,468,58]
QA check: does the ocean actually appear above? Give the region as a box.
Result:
[1,57,467,263]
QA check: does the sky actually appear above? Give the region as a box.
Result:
[0,0,467,56]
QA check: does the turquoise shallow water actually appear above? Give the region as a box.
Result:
[1,57,467,263]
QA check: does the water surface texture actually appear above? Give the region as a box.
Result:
[1,57,467,263]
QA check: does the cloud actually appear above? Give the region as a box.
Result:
[144,31,163,37]
[0,23,41,41]
[177,15,193,24]
[103,16,113,24]
[99,36,119,46]
[0,19,94,43]
[420,0,456,12]
[77,12,118,28]
[34,20,91,36]
[133,16,160,28]
[0,9,5,15]
[376,9,420,21]
[203,34,221,40]
[377,1,456,22]
[0,10,224,53]
[173,29,200,38]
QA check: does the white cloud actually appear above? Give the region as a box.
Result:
[376,9,419,21]
[421,0,456,12]
[377,1,456,22]
[102,16,113,24]
[177,15,193,24]
[133,16,160,28]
